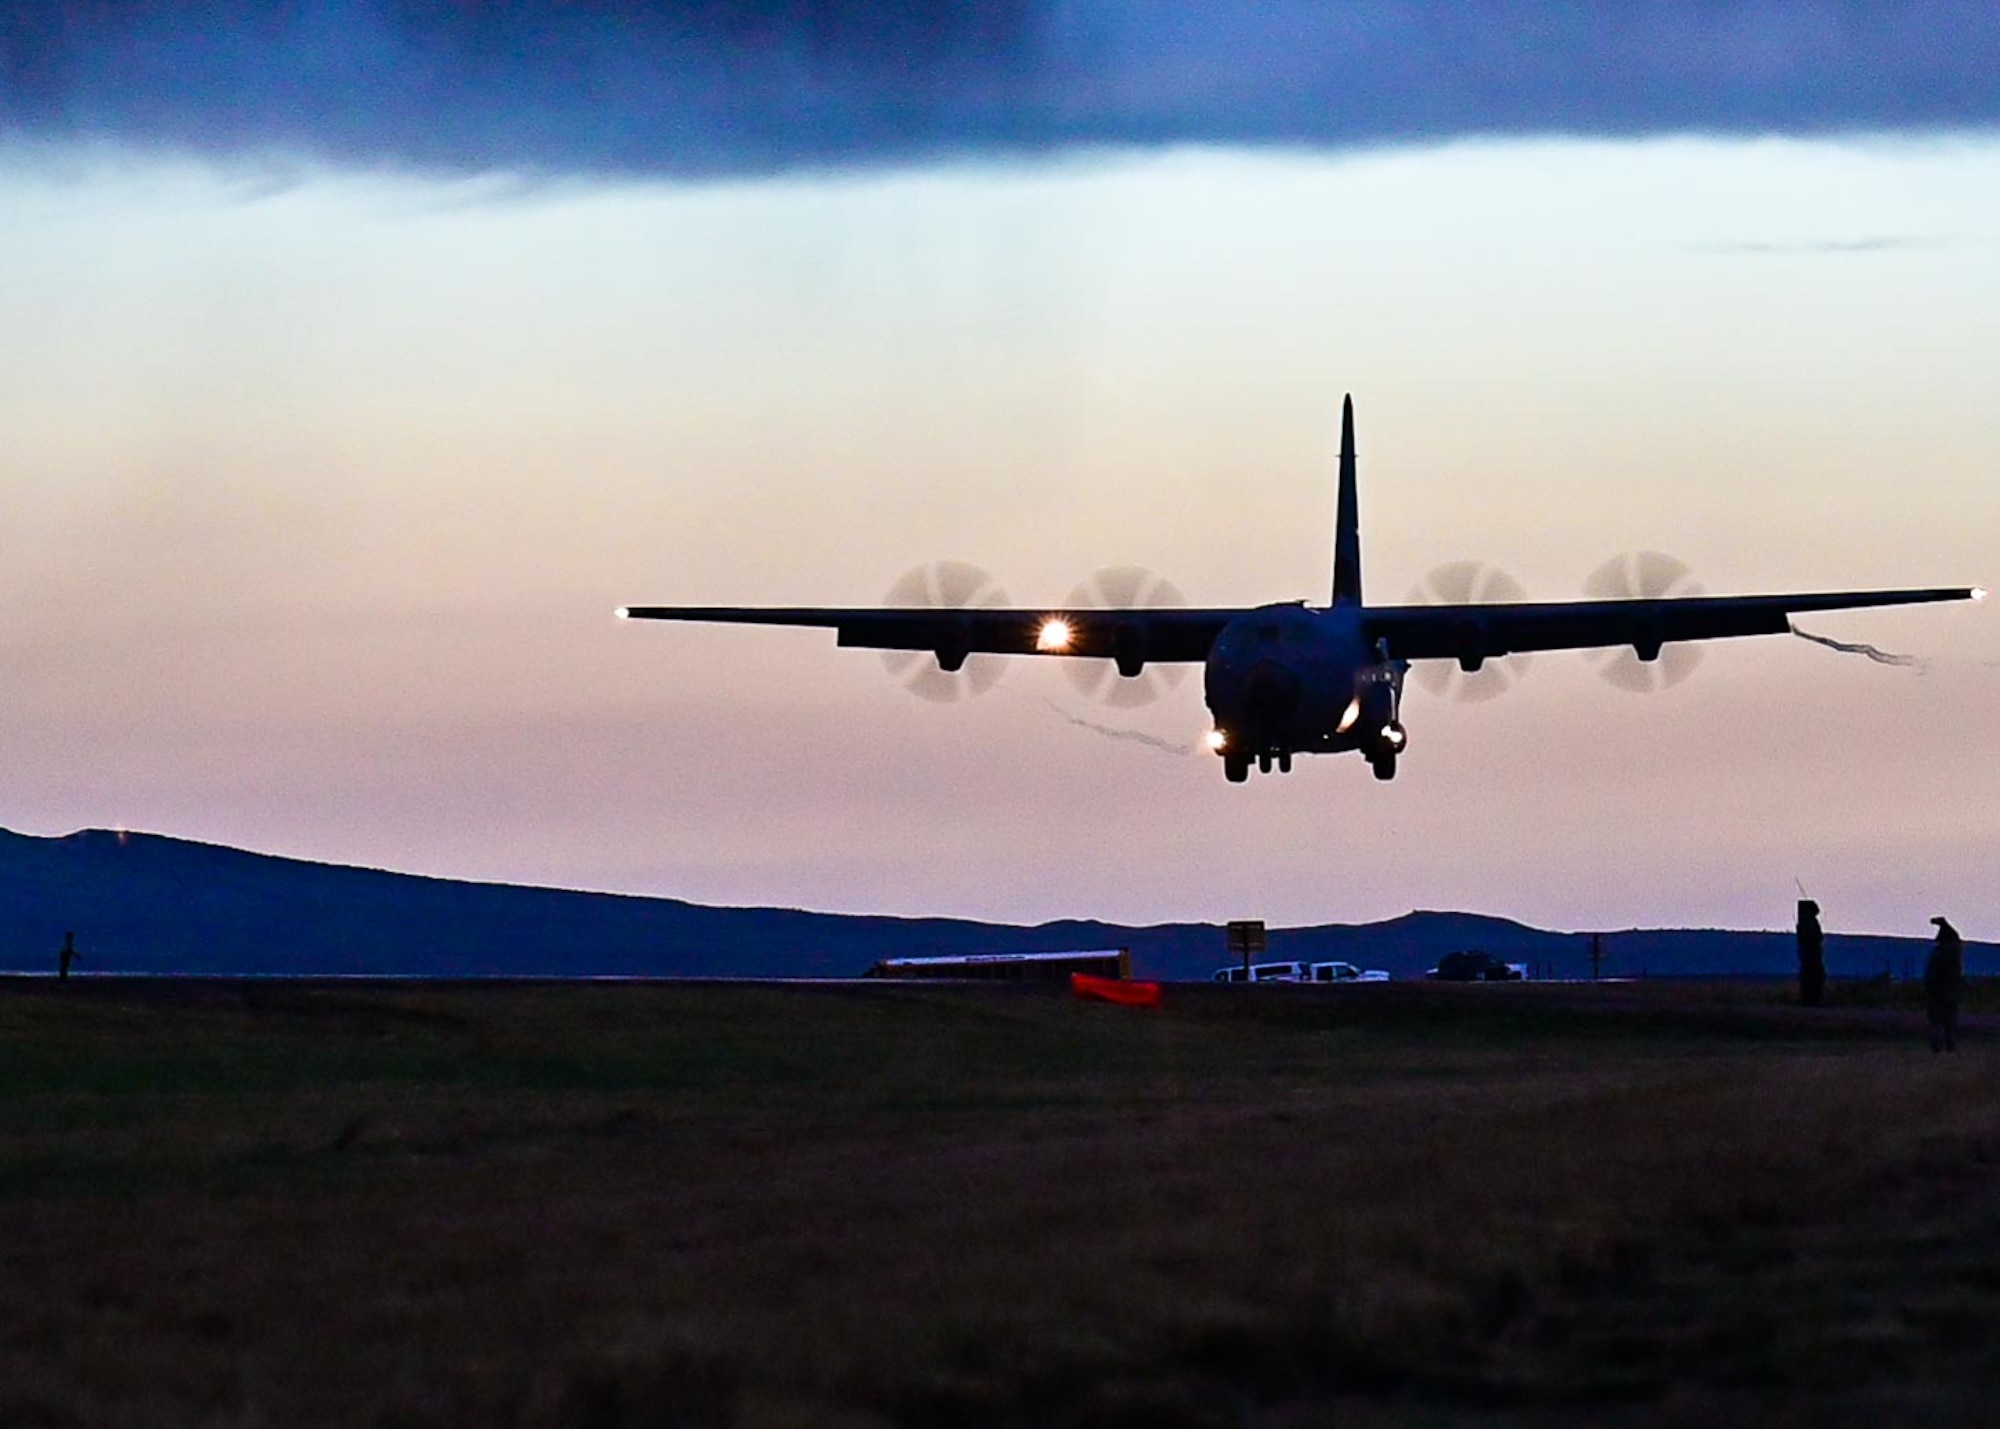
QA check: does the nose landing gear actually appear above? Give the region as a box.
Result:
[1368,722,1409,781]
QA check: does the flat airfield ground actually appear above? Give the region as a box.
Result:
[3,977,1999,1427]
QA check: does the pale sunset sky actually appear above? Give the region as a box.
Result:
[1,3,1995,936]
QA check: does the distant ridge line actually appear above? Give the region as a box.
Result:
[0,827,1979,982]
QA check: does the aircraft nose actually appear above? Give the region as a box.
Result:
[1243,660,1303,726]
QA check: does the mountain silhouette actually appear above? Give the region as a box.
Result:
[0,828,1972,981]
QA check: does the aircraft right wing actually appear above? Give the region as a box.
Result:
[1361,586,1980,665]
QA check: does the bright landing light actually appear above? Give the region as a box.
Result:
[1204,729,1228,752]
[1974,588,1989,603]
[1037,618,1074,652]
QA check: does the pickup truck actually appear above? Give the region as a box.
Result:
[1424,950,1525,981]
[1309,960,1391,983]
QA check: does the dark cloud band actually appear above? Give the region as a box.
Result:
[5,2,1999,177]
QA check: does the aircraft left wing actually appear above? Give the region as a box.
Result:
[1361,586,1979,665]
[616,605,1241,663]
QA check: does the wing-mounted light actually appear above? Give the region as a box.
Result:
[880,561,1010,702]
[1062,565,1188,708]
[1407,560,1532,702]
[1583,551,1705,693]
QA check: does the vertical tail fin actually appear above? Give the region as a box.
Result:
[1331,394,1362,606]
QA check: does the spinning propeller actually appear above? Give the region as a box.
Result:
[1582,551,1706,693]
[1062,565,1189,708]
[879,560,1009,702]
[1406,560,1532,702]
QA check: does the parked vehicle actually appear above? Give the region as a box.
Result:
[1309,961,1390,983]
[1211,961,1308,983]
[1424,950,1525,982]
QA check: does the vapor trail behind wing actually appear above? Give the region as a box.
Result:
[1039,699,1194,758]
[1790,624,1929,671]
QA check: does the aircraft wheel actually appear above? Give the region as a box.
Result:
[1224,753,1250,783]
[1257,752,1272,775]
[1278,751,1293,774]
[1370,751,1397,782]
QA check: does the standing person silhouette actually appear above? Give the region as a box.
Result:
[1796,900,1825,1007]
[58,931,79,982]
[1925,917,1964,1053]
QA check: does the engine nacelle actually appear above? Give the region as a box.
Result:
[934,616,973,672]
[1111,621,1148,678]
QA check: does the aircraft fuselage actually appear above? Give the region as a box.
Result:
[1203,603,1406,781]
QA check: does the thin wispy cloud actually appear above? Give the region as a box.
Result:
[4,2,1999,178]
[1685,235,1969,256]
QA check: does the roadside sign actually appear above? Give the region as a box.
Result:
[1227,920,1266,980]
[1226,920,1267,955]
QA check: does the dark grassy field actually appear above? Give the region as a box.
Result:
[3,977,1999,1427]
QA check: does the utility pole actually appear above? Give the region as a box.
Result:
[1588,932,1605,982]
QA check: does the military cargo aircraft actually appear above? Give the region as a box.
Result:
[620,398,1980,781]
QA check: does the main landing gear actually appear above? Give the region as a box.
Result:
[1218,727,1406,782]
[1223,749,1294,782]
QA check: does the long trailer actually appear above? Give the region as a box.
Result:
[863,949,1130,983]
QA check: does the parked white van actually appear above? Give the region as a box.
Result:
[1211,961,1308,983]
